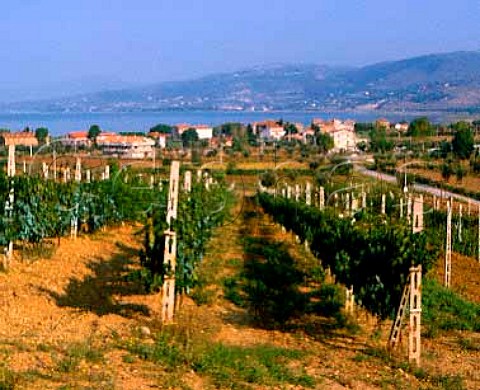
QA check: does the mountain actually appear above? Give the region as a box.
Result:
[4,51,480,113]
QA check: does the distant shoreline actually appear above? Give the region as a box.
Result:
[0,109,477,136]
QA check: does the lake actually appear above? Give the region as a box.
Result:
[0,111,422,136]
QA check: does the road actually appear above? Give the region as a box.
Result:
[356,166,480,206]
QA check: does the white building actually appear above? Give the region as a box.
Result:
[176,124,213,140]
[148,132,169,148]
[253,120,285,140]
[60,131,91,148]
[97,134,155,159]
[313,118,358,152]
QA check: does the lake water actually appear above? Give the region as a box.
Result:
[0,111,420,136]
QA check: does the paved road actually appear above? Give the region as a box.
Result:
[356,167,480,206]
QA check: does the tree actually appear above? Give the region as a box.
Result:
[149,123,173,134]
[441,162,453,182]
[181,128,199,147]
[88,125,101,143]
[246,124,257,146]
[354,122,375,135]
[284,123,298,137]
[369,127,394,153]
[407,117,434,137]
[215,122,244,137]
[35,127,49,145]
[439,140,451,158]
[317,133,334,153]
[451,124,474,159]
[455,164,466,182]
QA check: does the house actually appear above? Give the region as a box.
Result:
[252,120,285,140]
[96,134,155,159]
[0,130,39,147]
[148,131,169,148]
[210,135,233,148]
[376,118,391,129]
[175,124,213,140]
[313,118,358,152]
[0,130,39,156]
[395,121,410,133]
[60,131,91,148]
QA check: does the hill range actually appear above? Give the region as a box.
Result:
[4,51,480,115]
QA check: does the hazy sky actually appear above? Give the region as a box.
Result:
[1,0,479,95]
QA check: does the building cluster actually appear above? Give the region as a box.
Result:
[252,118,364,152]
[1,118,411,159]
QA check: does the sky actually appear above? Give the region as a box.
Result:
[1,0,480,100]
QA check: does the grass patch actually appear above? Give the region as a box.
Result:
[429,373,466,390]
[457,336,480,352]
[241,237,308,327]
[422,278,480,336]
[123,335,185,370]
[192,343,314,389]
[0,366,16,390]
[19,240,56,261]
[122,333,314,389]
[223,276,245,306]
[54,340,104,373]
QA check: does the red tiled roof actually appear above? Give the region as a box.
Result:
[67,131,89,139]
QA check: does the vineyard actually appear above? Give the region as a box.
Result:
[258,192,439,320]
[1,157,480,389]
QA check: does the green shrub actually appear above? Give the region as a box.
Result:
[422,278,480,334]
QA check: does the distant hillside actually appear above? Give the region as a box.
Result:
[4,51,480,113]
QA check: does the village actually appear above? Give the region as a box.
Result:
[0,117,411,160]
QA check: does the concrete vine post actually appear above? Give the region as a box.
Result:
[7,145,15,178]
[458,204,463,243]
[70,203,79,239]
[412,195,424,233]
[75,158,82,183]
[345,285,354,314]
[407,195,412,224]
[445,199,452,288]
[52,151,57,182]
[319,186,325,210]
[478,205,480,263]
[42,162,49,180]
[184,171,192,193]
[161,161,180,323]
[409,265,422,366]
[305,182,311,206]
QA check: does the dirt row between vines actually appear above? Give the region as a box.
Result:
[0,197,479,389]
